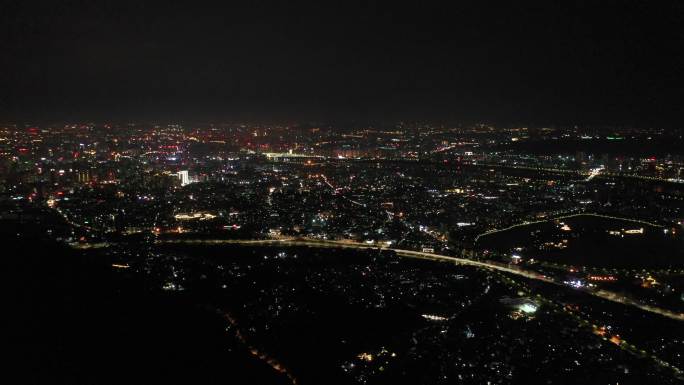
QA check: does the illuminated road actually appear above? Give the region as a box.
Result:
[471,162,684,184]
[54,207,97,232]
[220,309,299,385]
[155,237,684,322]
[319,174,365,207]
[585,167,604,181]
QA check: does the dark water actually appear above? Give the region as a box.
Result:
[478,214,684,268]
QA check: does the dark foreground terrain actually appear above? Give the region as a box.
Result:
[4,229,288,385]
[6,220,683,384]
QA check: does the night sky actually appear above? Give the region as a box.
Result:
[1,0,683,126]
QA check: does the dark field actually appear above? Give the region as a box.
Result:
[478,214,684,268]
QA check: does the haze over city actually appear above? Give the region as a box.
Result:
[2,1,684,125]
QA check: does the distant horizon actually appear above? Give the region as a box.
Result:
[3,1,684,129]
[2,119,683,131]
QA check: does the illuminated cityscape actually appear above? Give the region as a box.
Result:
[4,2,684,384]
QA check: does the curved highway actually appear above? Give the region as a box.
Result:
[154,237,684,322]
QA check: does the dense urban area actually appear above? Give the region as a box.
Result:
[4,122,684,384]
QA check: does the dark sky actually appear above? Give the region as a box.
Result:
[1,0,684,126]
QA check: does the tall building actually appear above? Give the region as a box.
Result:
[177,170,190,186]
[77,170,91,183]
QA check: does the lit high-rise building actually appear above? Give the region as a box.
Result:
[177,170,190,186]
